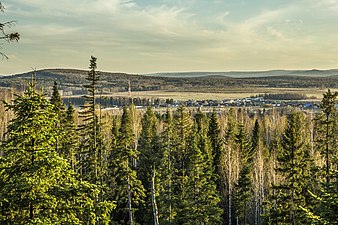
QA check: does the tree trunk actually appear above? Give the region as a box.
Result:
[128,176,133,225]
[151,170,159,225]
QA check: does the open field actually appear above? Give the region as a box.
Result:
[108,88,338,101]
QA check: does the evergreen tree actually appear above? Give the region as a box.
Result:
[303,89,338,224]
[0,80,113,224]
[137,106,161,224]
[171,106,193,224]
[60,104,79,171]
[179,128,223,225]
[50,81,66,115]
[157,109,176,225]
[208,110,222,181]
[314,89,338,184]
[50,81,66,154]
[233,121,254,225]
[78,56,103,184]
[109,106,145,225]
[267,111,311,224]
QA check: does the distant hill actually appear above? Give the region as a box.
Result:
[146,69,338,78]
[0,68,337,96]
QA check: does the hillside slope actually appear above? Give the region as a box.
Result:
[0,69,337,95]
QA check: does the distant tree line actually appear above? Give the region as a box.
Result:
[63,96,162,108]
[1,68,338,93]
[252,92,315,100]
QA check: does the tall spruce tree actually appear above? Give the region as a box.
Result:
[79,56,103,184]
[179,127,223,225]
[304,89,338,224]
[157,109,176,225]
[314,89,338,184]
[50,81,66,154]
[137,106,161,224]
[233,121,254,225]
[61,104,79,171]
[0,79,113,224]
[208,111,222,181]
[268,111,311,225]
[109,106,145,225]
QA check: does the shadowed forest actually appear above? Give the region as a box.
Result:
[0,57,337,224]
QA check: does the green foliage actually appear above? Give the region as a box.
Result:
[267,111,312,224]
[137,106,161,224]
[303,89,338,225]
[157,109,176,225]
[78,56,103,184]
[0,80,114,224]
[314,89,338,184]
[109,106,145,224]
[178,129,222,225]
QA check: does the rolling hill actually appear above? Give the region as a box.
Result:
[0,69,337,96]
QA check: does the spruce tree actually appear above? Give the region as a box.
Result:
[0,80,113,224]
[233,121,254,225]
[208,110,222,181]
[314,89,338,184]
[179,128,223,225]
[50,81,66,115]
[157,109,176,225]
[109,106,145,225]
[304,89,338,224]
[268,111,311,224]
[137,106,161,224]
[79,56,103,184]
[50,81,66,154]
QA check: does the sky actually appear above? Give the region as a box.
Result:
[1,0,338,75]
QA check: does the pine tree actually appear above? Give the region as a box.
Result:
[314,89,338,184]
[208,110,222,181]
[0,80,113,224]
[303,89,338,224]
[179,128,223,225]
[137,106,161,224]
[50,81,66,154]
[78,56,103,184]
[50,81,66,115]
[268,111,312,224]
[60,104,79,171]
[233,121,254,225]
[109,106,145,224]
[157,109,176,225]
[171,105,193,224]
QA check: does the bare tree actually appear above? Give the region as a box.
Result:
[0,2,20,59]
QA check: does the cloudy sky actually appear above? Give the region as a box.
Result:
[1,0,338,75]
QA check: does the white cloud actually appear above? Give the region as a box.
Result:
[3,0,338,74]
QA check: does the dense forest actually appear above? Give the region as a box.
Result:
[1,68,338,95]
[0,57,337,224]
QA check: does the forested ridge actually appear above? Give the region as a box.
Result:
[0,58,337,224]
[1,68,338,94]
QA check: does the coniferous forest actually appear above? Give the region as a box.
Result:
[0,57,337,225]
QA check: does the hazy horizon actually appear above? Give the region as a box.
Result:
[2,0,338,75]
